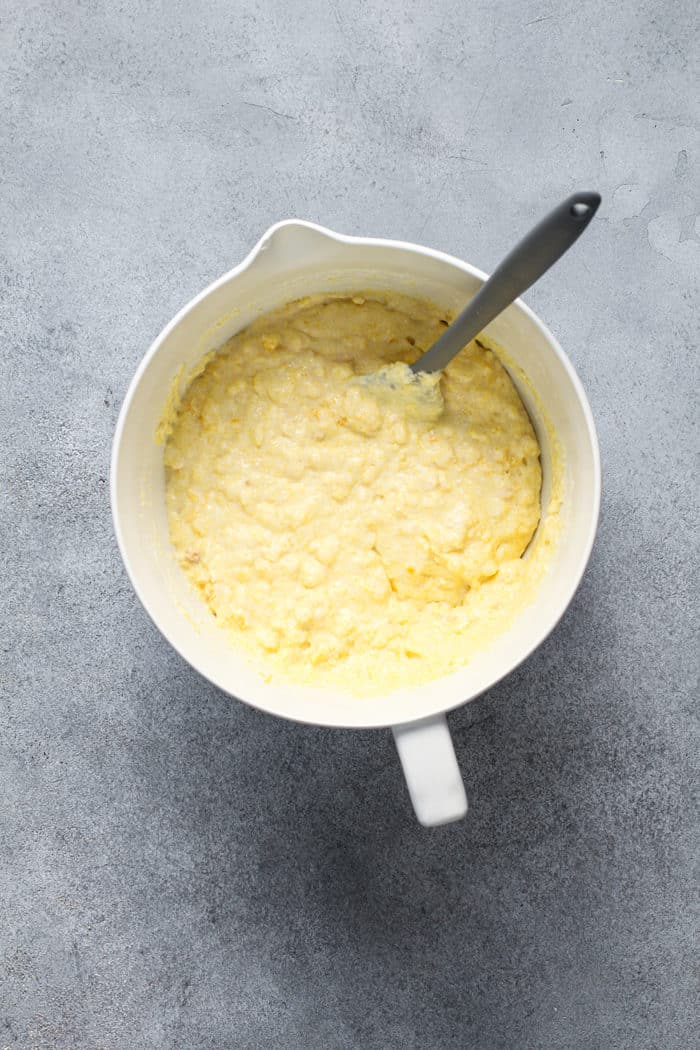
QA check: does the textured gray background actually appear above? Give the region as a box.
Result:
[1,0,698,1047]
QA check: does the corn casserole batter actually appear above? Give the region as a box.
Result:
[163,292,554,694]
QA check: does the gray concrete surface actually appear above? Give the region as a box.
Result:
[1,0,698,1046]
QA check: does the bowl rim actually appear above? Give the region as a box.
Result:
[111,219,601,729]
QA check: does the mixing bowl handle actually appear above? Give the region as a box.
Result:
[392,715,467,826]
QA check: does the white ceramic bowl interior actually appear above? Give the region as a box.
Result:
[111,221,600,730]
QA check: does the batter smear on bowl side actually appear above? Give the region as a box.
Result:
[162,291,557,695]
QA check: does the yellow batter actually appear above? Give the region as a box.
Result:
[163,292,553,694]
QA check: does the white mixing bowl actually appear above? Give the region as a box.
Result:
[111,220,600,826]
